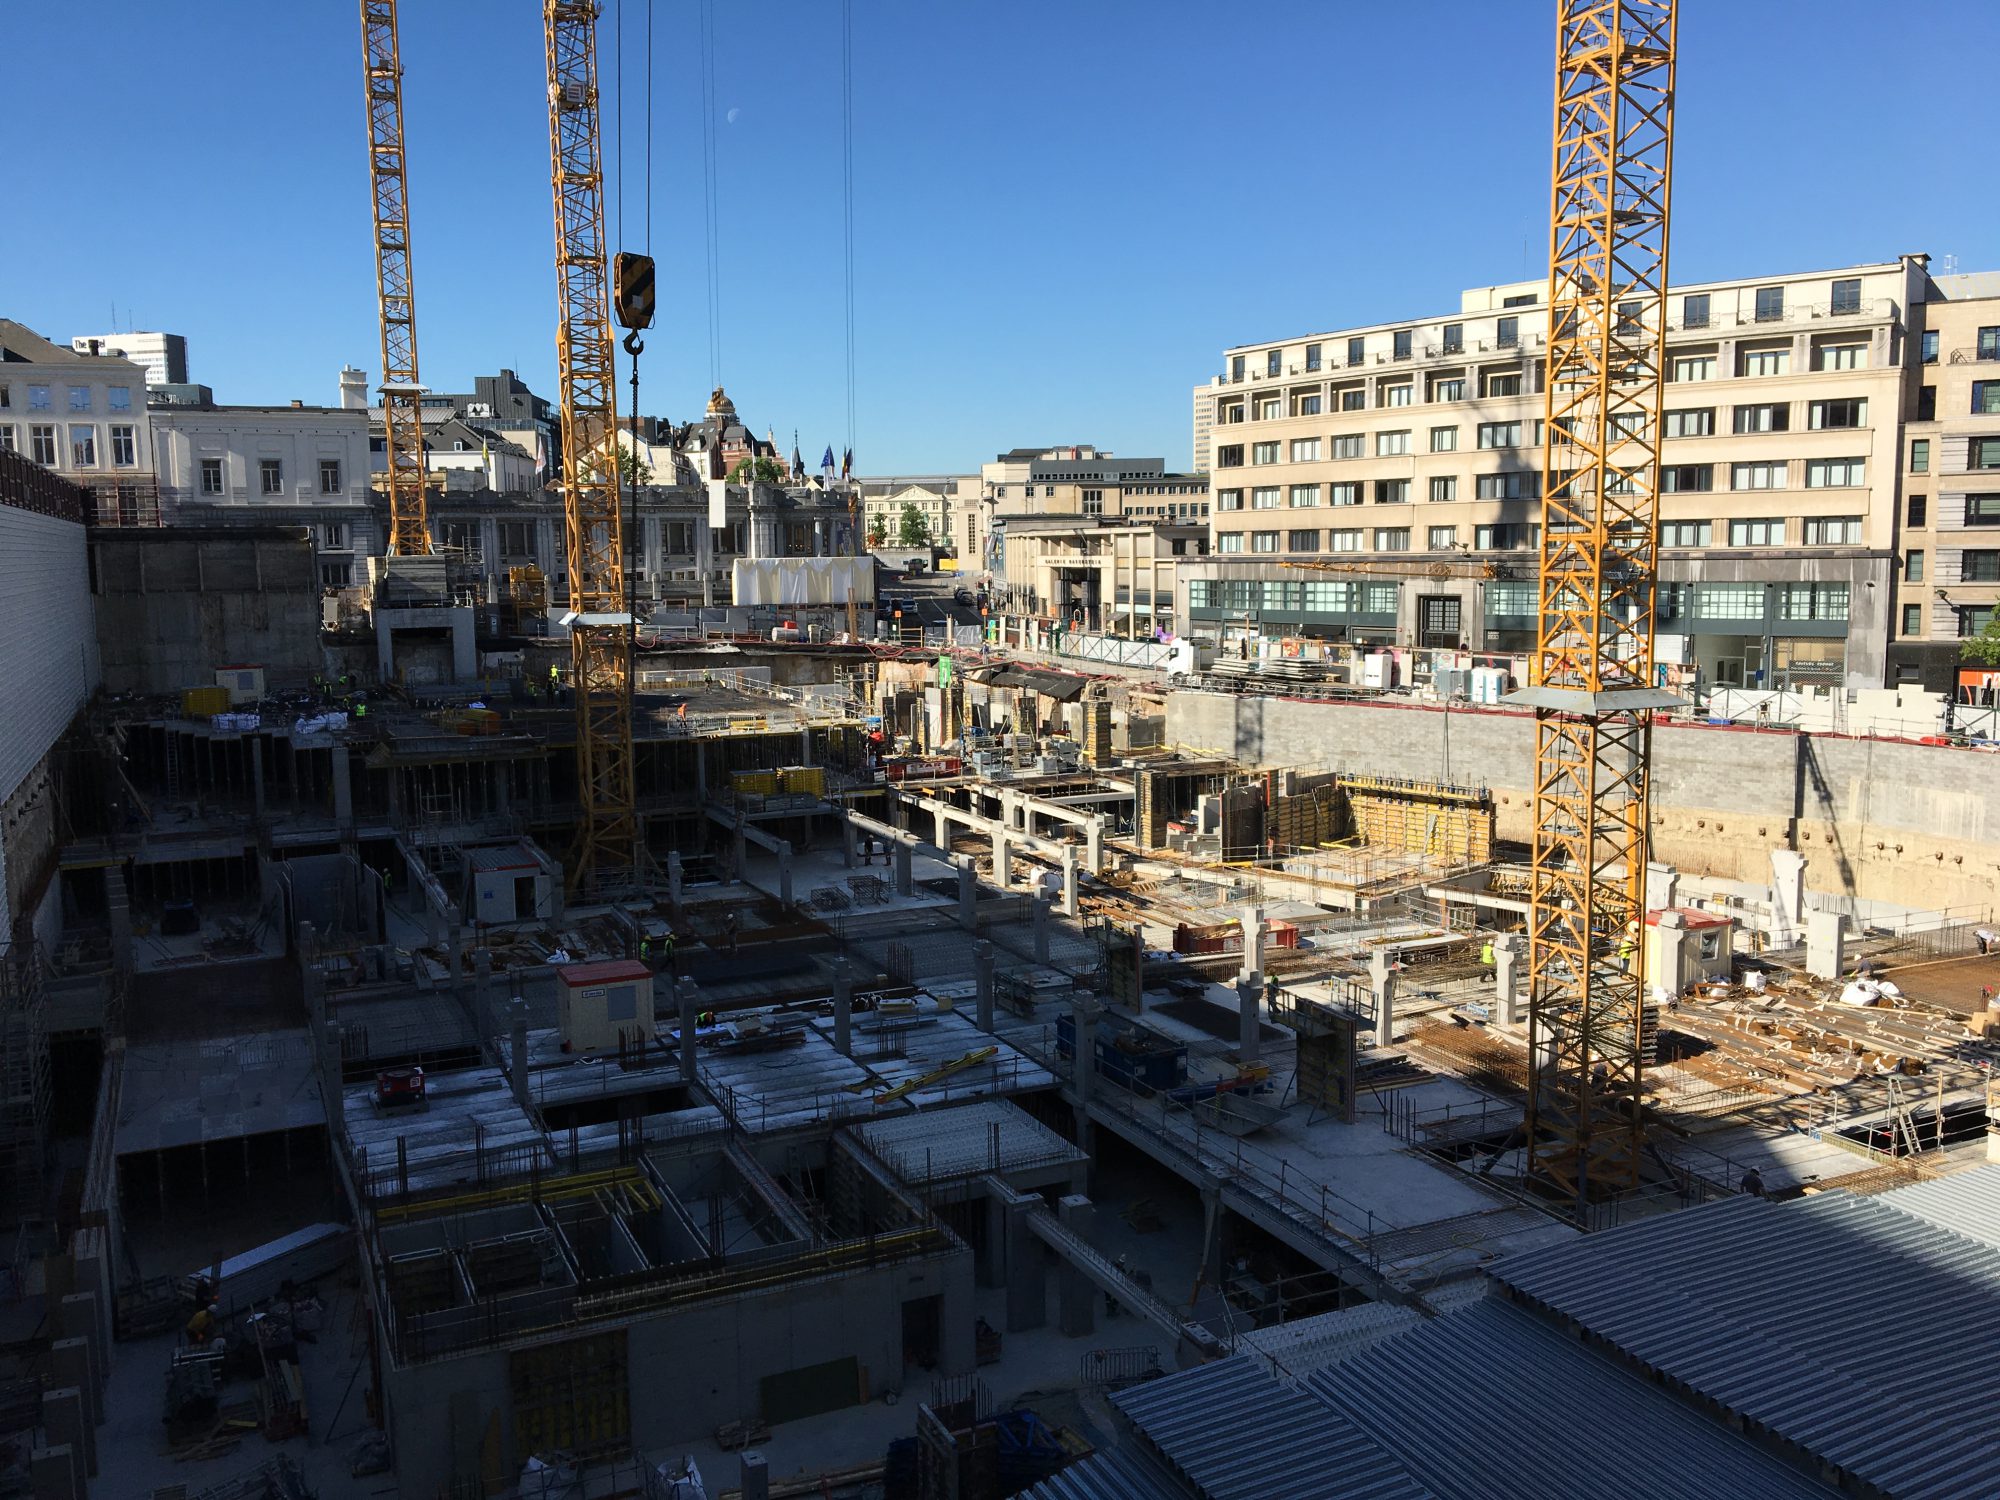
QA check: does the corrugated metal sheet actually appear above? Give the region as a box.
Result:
[1871,1163,2000,1251]
[1493,1189,2000,1500]
[1019,1449,1187,1500]
[1112,1355,1434,1500]
[1306,1298,1836,1499]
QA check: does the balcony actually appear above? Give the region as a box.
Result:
[1949,346,2000,365]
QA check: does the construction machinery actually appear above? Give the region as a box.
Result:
[359,0,431,557]
[542,0,637,894]
[1278,558,1507,581]
[1520,0,1678,1207]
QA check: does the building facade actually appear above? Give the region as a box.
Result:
[861,479,958,551]
[1000,516,1207,636]
[69,330,188,387]
[976,446,1208,579]
[1186,259,1936,689]
[1889,273,2000,687]
[0,320,157,523]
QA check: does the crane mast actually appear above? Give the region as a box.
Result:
[543,0,637,893]
[360,0,430,556]
[1524,0,1677,1206]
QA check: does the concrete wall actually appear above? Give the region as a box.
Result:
[1166,689,2000,911]
[92,529,321,695]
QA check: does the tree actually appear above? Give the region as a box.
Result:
[867,517,889,547]
[727,455,787,487]
[1961,613,2000,668]
[897,503,930,549]
[615,445,652,488]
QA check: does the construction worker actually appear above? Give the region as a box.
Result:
[547,663,561,701]
[662,929,677,976]
[186,1301,219,1346]
[1616,922,1637,972]
[638,936,651,967]
[1480,937,1496,978]
[723,910,740,956]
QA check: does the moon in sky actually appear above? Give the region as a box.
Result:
[726,107,741,124]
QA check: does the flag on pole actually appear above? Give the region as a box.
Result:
[841,447,852,481]
[820,445,836,480]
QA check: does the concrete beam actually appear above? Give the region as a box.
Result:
[1055,1196,1095,1336]
[1236,970,1263,1068]
[1493,933,1525,1027]
[973,940,996,1033]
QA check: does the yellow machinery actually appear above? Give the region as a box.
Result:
[1522,0,1678,1206]
[541,0,637,894]
[1277,558,1503,581]
[359,0,431,557]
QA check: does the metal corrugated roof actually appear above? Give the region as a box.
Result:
[1492,1189,2000,1500]
[1871,1164,2000,1252]
[1019,1449,1186,1500]
[1112,1356,1434,1500]
[1306,1298,1837,1499]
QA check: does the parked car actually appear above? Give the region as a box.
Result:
[904,557,928,575]
[953,587,976,607]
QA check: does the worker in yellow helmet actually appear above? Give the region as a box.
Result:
[1617,921,1638,972]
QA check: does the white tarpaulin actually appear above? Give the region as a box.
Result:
[731,556,875,607]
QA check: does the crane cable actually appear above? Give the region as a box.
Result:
[699,0,722,387]
[842,0,856,467]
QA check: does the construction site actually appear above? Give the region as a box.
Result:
[4,3,2000,1500]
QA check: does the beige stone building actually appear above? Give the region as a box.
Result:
[1186,258,1944,689]
[1891,274,2000,686]
[1000,516,1207,637]
[977,445,1207,580]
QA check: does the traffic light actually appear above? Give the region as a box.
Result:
[614,251,655,331]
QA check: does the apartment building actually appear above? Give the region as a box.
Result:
[977,445,1208,579]
[0,320,157,523]
[69,330,188,388]
[860,477,963,551]
[1185,258,1931,689]
[1000,516,1206,636]
[1890,273,2000,687]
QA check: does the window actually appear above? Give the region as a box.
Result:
[260,458,284,494]
[1754,285,1785,322]
[1475,522,1537,550]
[1964,551,2000,582]
[1374,478,1411,504]
[1229,355,1245,383]
[1727,518,1783,547]
[1804,456,1864,488]
[1252,487,1281,509]
[1731,461,1784,490]
[313,458,342,494]
[27,384,51,411]
[1903,604,1923,635]
[1671,354,1715,382]
[318,522,351,550]
[1430,426,1458,453]
[1803,516,1862,545]
[1256,397,1282,421]
[1660,463,1713,493]
[110,424,135,467]
[1974,382,2000,416]
[1829,278,1861,315]
[1427,525,1458,550]
[1329,528,1363,552]
[1974,439,2000,470]
[1217,444,1244,468]
[1376,527,1411,551]
[1330,482,1361,506]
[1428,378,1463,405]
[1294,394,1322,417]
[201,457,225,495]
[1916,385,1937,421]
[1290,438,1320,463]
[1288,528,1321,552]
[67,385,91,412]
[1492,317,1520,350]
[1289,484,1319,508]
[0,387,7,409]
[1216,488,1243,511]
[1910,438,1930,474]
[1266,350,1282,377]
[1251,442,1278,465]
[1904,550,1925,583]
[1487,580,1536,615]
[1443,323,1463,354]
[1392,330,1413,360]
[0,425,12,453]
[1780,583,1849,620]
[1301,580,1348,611]
[1502,293,1537,309]
[1921,329,1940,364]
[68,424,96,466]
[1665,407,1714,438]
[1384,383,1412,407]
[1733,402,1788,434]
[30,425,57,465]
[1970,496,2000,526]
[1478,421,1522,449]
[1741,348,1790,377]
[1082,489,1104,516]
[1818,343,1865,371]
[1907,494,1927,528]
[1660,520,1712,547]
[1697,583,1767,619]
[1429,475,1458,502]
[1811,397,1868,430]
[1980,327,2000,360]
[1376,430,1410,456]
[1615,300,1641,335]
[1305,343,1322,371]
[320,561,353,589]
[1251,530,1280,553]
[1476,471,1539,500]
[1340,387,1367,411]
[1347,337,1365,365]
[108,385,132,412]
[1682,293,1710,328]
[1217,532,1243,553]
[1964,607,1999,639]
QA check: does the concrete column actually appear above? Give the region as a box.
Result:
[299,920,324,1029]
[48,1341,96,1429]
[694,744,707,799]
[1070,998,1096,1115]
[446,922,466,992]
[472,949,494,1054]
[1652,910,1691,999]
[55,1292,106,1389]
[738,1452,769,1500]
[893,841,913,897]
[993,832,1012,889]
[831,964,853,1058]
[973,940,995,1033]
[1060,846,1079,918]
[956,856,980,928]
[679,984,701,1082]
[249,739,266,817]
[1806,908,1844,980]
[1369,947,1398,1045]
[105,865,133,978]
[841,817,856,869]
[1770,849,1806,942]
[1645,860,1679,915]
[798,725,812,765]
[777,841,794,910]
[1239,904,1265,980]
[979,1188,1009,1290]
[933,802,950,849]
[29,1446,77,1500]
[666,850,684,919]
[509,1000,529,1107]
[41,1389,90,1479]
[1034,893,1051,963]
[330,746,353,827]
[731,818,747,882]
[1493,933,1525,1026]
[1055,1196,1095,1336]
[1086,816,1104,875]
[1236,970,1263,1067]
[1005,1196,1046,1332]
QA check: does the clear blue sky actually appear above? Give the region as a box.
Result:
[6,1,1994,473]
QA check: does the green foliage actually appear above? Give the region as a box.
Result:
[1960,614,2000,667]
[615,446,652,487]
[727,456,788,487]
[897,503,930,548]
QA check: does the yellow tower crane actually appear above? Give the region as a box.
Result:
[1520,0,1678,1207]
[542,0,637,894]
[359,0,430,557]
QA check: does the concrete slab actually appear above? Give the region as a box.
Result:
[115,1030,324,1156]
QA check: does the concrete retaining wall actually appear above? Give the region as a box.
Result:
[1165,690,2000,911]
